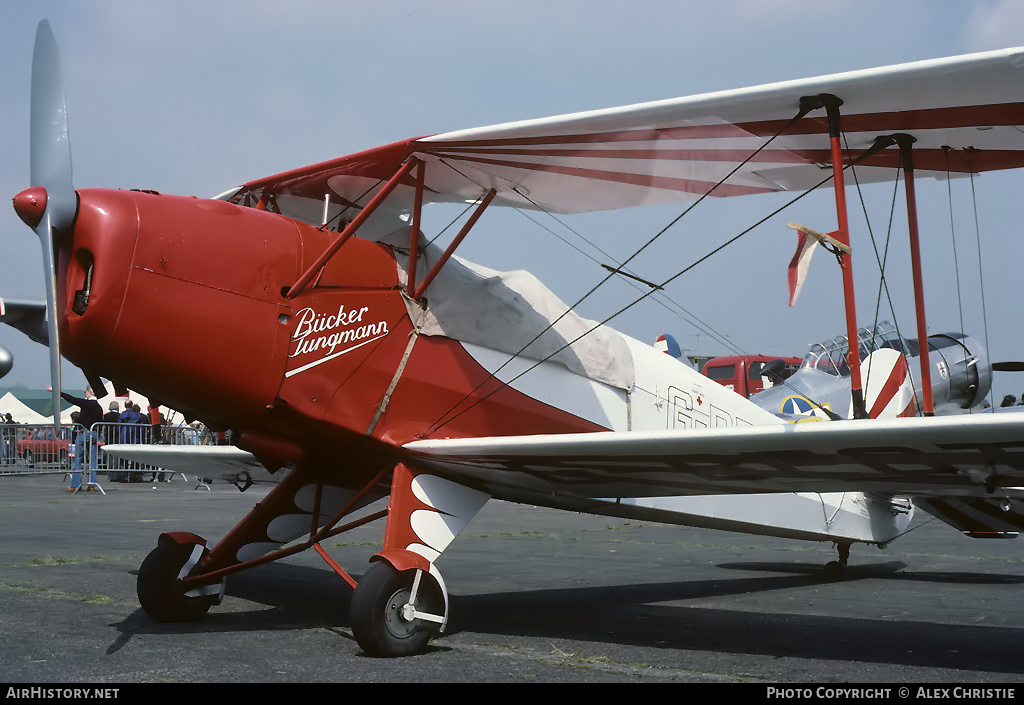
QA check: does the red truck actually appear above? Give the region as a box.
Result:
[701,354,802,398]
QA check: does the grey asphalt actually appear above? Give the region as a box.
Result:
[1,471,1023,684]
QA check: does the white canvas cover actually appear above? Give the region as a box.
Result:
[382,231,634,391]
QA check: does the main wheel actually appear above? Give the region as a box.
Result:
[350,561,443,657]
[137,539,219,623]
[823,560,846,580]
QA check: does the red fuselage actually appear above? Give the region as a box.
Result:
[58,189,603,471]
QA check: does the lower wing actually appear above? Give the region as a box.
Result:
[101,444,273,486]
[401,414,1024,501]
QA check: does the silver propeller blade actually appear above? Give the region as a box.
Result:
[30,20,75,229]
[27,20,76,431]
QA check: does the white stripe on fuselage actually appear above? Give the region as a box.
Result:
[460,335,781,432]
[458,341,628,430]
[460,337,904,545]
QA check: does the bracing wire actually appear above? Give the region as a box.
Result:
[944,149,968,346]
[421,110,815,435]
[510,202,746,356]
[967,152,995,409]
[426,172,833,435]
[844,136,924,414]
[844,134,903,409]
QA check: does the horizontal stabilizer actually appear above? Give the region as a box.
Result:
[916,497,1024,538]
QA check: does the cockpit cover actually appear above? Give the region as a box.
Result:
[385,231,634,391]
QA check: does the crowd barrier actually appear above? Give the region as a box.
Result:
[0,421,206,481]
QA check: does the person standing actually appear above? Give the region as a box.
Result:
[118,401,147,481]
[0,413,14,466]
[102,401,120,478]
[52,387,103,491]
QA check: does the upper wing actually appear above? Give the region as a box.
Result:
[237,47,1024,216]
[401,414,1024,501]
[0,298,48,345]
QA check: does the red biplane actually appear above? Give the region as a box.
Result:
[10,20,1024,656]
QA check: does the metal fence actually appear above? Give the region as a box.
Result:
[0,421,204,481]
[1,423,76,473]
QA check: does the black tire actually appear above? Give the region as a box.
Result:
[137,539,218,623]
[24,450,33,468]
[350,562,443,657]
[823,560,846,581]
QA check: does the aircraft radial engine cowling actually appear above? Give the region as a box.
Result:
[921,333,991,411]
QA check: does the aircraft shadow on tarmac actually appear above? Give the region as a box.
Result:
[109,559,1024,673]
[719,560,1024,585]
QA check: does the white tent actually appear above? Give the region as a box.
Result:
[5,384,185,426]
[0,391,48,425]
[93,381,179,423]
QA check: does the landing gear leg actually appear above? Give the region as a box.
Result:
[350,561,444,657]
[824,541,851,579]
[349,464,485,657]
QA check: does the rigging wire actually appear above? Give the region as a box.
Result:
[944,149,975,413]
[883,511,942,542]
[845,137,901,332]
[427,173,833,434]
[426,125,942,433]
[419,112,811,432]
[509,202,747,357]
[845,136,896,407]
[967,151,995,409]
[844,136,921,414]
[423,198,480,249]
[944,149,968,351]
[421,111,814,434]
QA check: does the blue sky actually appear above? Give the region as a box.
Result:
[3,0,1024,402]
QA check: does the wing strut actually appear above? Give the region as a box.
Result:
[892,134,936,416]
[411,188,496,300]
[406,159,426,297]
[285,157,421,299]
[801,94,869,419]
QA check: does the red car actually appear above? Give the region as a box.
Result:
[17,427,72,468]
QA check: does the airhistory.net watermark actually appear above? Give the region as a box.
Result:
[6,688,119,700]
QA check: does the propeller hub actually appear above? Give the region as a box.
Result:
[13,186,48,228]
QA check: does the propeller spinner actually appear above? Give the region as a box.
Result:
[0,347,13,380]
[13,20,78,431]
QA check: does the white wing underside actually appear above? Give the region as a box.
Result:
[101,445,275,485]
[103,415,1024,502]
[402,414,1024,502]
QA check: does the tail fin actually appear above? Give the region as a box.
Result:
[655,333,681,358]
[861,348,916,418]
